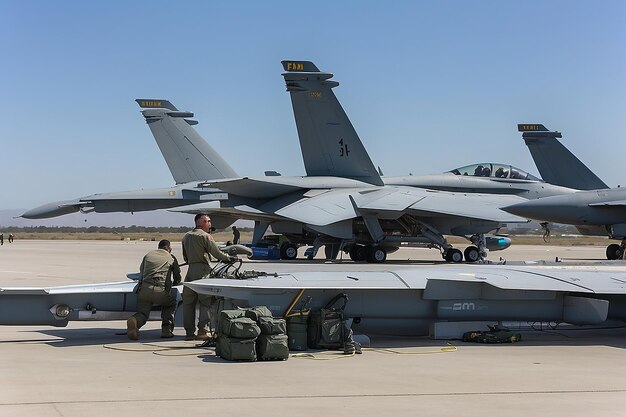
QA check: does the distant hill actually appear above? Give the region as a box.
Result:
[1,209,253,228]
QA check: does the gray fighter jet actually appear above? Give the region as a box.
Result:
[280,60,583,260]
[504,124,626,259]
[23,97,530,263]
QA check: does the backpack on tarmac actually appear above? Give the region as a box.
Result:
[307,293,348,350]
[286,312,309,351]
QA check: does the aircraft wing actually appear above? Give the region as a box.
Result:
[186,263,626,296]
[588,200,626,207]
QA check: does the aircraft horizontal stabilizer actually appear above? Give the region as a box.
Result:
[135,99,178,111]
[281,60,320,72]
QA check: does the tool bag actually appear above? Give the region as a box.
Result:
[244,305,273,321]
[307,293,348,349]
[220,317,261,339]
[256,334,289,361]
[286,312,309,351]
[216,335,257,361]
[258,316,287,335]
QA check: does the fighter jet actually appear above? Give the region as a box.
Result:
[23,98,528,263]
[280,60,583,260]
[504,124,625,259]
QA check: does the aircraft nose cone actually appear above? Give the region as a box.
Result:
[503,200,549,220]
[21,200,81,219]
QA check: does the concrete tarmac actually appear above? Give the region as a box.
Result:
[1,240,625,417]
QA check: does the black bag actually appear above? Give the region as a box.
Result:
[258,316,287,335]
[307,293,348,349]
[256,334,289,361]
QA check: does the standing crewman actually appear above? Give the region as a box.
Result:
[0,233,3,246]
[126,239,181,340]
[8,233,13,243]
[182,214,234,340]
[232,225,240,245]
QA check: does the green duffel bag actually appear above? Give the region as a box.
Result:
[286,314,308,351]
[257,334,289,361]
[217,335,257,361]
[218,310,245,334]
[221,317,261,339]
[258,317,287,335]
[244,306,273,321]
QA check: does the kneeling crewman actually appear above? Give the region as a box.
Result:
[127,239,181,340]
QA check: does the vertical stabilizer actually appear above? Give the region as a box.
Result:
[281,61,383,186]
[519,124,608,190]
[136,99,238,183]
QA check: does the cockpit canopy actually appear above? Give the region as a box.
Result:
[449,163,541,181]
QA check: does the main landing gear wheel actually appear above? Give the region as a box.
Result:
[464,246,480,263]
[606,243,623,260]
[366,246,387,263]
[349,245,367,262]
[445,248,463,263]
[280,243,298,260]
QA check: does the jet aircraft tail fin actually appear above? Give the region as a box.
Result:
[518,124,608,190]
[136,99,238,184]
[281,61,384,186]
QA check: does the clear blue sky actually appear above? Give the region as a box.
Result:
[2,0,625,211]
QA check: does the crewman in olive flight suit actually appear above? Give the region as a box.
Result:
[127,239,181,340]
[182,213,234,340]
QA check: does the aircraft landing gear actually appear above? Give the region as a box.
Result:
[279,243,298,260]
[464,246,480,263]
[444,248,463,263]
[324,243,340,260]
[349,245,367,262]
[366,245,387,263]
[606,239,626,260]
[468,233,489,263]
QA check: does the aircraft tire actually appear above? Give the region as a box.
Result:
[464,246,480,263]
[445,248,463,263]
[606,244,623,260]
[368,246,387,263]
[280,243,298,260]
[349,245,366,261]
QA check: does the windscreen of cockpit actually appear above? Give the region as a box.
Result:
[449,163,540,180]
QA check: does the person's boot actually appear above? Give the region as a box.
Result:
[126,316,139,340]
[196,329,211,341]
[161,327,174,338]
[185,332,196,341]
